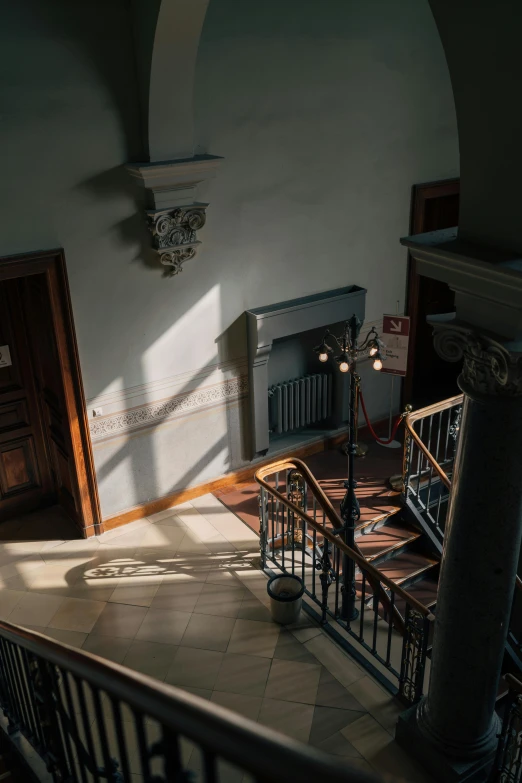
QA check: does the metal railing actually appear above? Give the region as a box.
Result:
[0,620,393,783]
[255,458,434,706]
[491,673,522,782]
[402,394,463,542]
[402,395,522,656]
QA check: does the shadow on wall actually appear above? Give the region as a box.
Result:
[78,167,157,271]
[45,0,145,160]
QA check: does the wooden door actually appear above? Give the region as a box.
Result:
[403,179,461,410]
[0,249,101,536]
[20,275,82,526]
[0,279,55,521]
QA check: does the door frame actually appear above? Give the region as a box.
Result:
[0,249,101,537]
[402,178,460,407]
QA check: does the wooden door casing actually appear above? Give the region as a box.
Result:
[0,250,101,536]
[21,274,81,525]
[403,179,461,410]
[0,279,55,520]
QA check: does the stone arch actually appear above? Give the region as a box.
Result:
[132,0,210,162]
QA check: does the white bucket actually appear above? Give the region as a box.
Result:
[267,574,304,625]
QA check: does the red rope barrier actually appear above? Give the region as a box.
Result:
[359,389,403,445]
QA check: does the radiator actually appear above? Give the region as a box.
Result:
[268,373,332,434]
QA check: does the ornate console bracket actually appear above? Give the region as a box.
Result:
[127,155,223,275]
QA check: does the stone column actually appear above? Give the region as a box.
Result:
[397,322,522,781]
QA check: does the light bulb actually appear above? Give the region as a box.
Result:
[369,345,378,357]
[373,358,382,371]
[318,352,329,363]
[339,361,350,373]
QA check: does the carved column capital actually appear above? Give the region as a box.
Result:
[432,322,522,397]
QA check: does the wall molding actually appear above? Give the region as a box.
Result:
[87,317,384,444]
[89,375,248,442]
[99,417,390,533]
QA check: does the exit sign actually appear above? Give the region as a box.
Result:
[381,316,410,376]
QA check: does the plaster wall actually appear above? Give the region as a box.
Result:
[0,0,459,517]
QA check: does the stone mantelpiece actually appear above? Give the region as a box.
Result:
[246,286,366,458]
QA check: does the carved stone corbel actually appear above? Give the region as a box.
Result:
[147,204,207,274]
[127,155,223,276]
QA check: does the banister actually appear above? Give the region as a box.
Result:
[404,411,456,490]
[255,457,433,620]
[0,619,381,783]
[505,672,522,695]
[406,394,464,424]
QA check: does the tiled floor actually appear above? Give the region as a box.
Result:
[0,496,434,782]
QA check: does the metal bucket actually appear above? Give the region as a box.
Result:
[267,574,304,625]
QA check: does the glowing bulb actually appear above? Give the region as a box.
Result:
[369,345,378,357]
[318,352,329,363]
[339,361,350,373]
[373,358,382,371]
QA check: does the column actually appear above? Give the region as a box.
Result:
[397,322,522,781]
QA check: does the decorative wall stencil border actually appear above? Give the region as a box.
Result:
[86,357,248,411]
[89,376,248,441]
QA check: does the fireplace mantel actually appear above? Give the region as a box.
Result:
[246,285,366,458]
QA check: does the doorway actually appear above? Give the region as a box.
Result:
[0,250,101,536]
[403,179,461,410]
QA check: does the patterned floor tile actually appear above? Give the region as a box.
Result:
[264,659,321,704]
[213,653,271,697]
[309,705,366,744]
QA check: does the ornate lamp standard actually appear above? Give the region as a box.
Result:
[314,314,383,620]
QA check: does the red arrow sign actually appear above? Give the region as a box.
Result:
[381,315,410,376]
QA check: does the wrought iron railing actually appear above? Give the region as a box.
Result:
[402,394,463,542]
[0,619,387,783]
[255,458,434,706]
[491,673,522,782]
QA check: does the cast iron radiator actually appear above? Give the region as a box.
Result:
[268,373,332,434]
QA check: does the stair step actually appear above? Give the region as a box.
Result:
[371,552,439,587]
[356,521,421,562]
[355,506,402,534]
[394,576,439,618]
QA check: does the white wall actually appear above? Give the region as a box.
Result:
[0,0,459,518]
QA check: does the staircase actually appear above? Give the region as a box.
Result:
[352,395,521,702]
[354,510,439,626]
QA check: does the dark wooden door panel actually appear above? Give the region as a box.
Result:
[0,400,30,433]
[0,437,40,495]
[0,279,55,520]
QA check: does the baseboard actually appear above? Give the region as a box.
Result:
[99,417,394,534]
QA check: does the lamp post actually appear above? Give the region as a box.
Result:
[314,314,383,621]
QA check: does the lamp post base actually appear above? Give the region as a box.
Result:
[341,440,368,457]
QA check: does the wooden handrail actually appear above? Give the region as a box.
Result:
[403,396,463,490]
[255,458,433,620]
[505,672,522,696]
[0,619,381,783]
[406,394,464,424]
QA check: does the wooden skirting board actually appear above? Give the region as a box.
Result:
[98,418,395,535]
